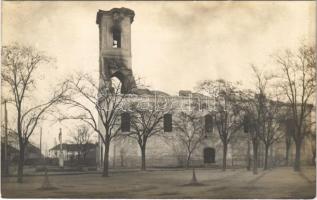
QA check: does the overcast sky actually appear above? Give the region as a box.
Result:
[2,1,315,150]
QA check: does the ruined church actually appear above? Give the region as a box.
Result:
[95,8,314,169]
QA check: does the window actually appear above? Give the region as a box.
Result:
[121,112,130,132]
[205,114,213,133]
[164,113,172,132]
[112,29,121,48]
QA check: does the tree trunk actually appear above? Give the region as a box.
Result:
[294,140,302,172]
[141,145,146,171]
[252,140,258,175]
[17,146,25,183]
[83,153,87,163]
[269,144,273,169]
[113,144,116,169]
[186,153,191,168]
[264,144,269,170]
[285,143,290,166]
[102,140,110,177]
[78,151,81,162]
[17,111,24,183]
[222,143,227,171]
[247,138,251,171]
[258,144,263,168]
[120,153,124,167]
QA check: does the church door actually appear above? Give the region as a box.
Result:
[204,147,215,163]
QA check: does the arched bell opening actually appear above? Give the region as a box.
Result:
[111,24,122,48]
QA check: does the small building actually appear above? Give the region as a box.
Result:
[25,142,42,160]
[49,143,97,166]
[1,142,43,165]
[1,142,19,163]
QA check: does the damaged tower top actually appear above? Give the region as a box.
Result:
[96,8,137,94]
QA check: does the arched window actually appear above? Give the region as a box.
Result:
[112,28,121,48]
[121,112,130,132]
[205,114,213,133]
[243,114,249,133]
[164,113,172,132]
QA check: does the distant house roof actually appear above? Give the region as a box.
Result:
[1,142,19,154]
[50,143,97,152]
[1,142,43,159]
[25,142,41,154]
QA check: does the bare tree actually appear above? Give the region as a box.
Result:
[71,125,92,163]
[61,73,124,177]
[172,111,205,168]
[284,118,294,166]
[1,44,68,183]
[240,89,260,175]
[128,103,165,170]
[251,66,287,170]
[240,66,281,172]
[196,79,243,171]
[258,101,285,170]
[275,43,316,171]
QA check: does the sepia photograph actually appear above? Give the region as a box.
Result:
[1,1,316,198]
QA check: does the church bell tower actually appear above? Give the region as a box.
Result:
[96,8,137,94]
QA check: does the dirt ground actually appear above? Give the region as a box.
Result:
[1,167,315,198]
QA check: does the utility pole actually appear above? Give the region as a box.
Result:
[40,127,42,160]
[4,100,9,176]
[58,128,64,168]
[45,142,48,159]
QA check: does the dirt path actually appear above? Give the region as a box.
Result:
[1,167,315,198]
